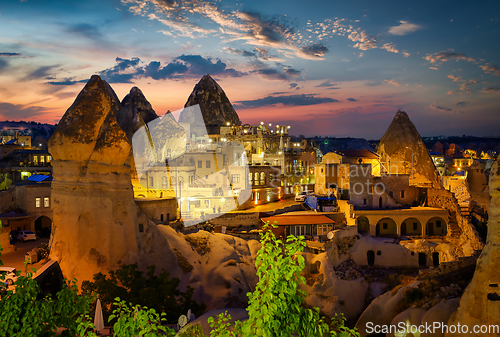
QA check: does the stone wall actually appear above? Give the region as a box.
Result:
[417,250,480,280]
[427,188,483,255]
[209,211,261,228]
[135,198,178,223]
[0,188,16,212]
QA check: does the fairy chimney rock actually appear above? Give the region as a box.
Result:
[181,74,241,127]
[377,110,439,187]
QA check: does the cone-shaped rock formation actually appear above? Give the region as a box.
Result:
[48,76,180,283]
[181,74,240,127]
[377,110,439,187]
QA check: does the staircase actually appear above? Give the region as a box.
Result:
[447,211,462,238]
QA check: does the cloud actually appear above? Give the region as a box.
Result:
[235,94,339,108]
[388,21,423,35]
[483,86,500,92]
[0,102,51,120]
[315,80,339,89]
[0,59,7,72]
[447,75,477,93]
[456,101,468,106]
[424,50,476,64]
[98,55,246,83]
[65,23,102,39]
[251,68,290,81]
[46,78,87,85]
[149,13,216,38]
[236,11,296,44]
[0,52,21,57]
[429,103,461,113]
[480,64,500,76]
[347,98,357,102]
[300,43,329,58]
[429,67,438,70]
[24,65,59,81]
[380,43,410,57]
[283,67,300,76]
[289,83,298,89]
[384,79,400,87]
[347,30,377,51]
[224,48,256,58]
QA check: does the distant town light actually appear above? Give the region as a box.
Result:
[287,126,290,129]
[269,123,272,126]
[276,125,279,127]
[260,122,264,125]
[226,122,230,126]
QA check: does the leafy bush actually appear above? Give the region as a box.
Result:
[206,222,360,337]
[0,249,95,337]
[81,263,205,325]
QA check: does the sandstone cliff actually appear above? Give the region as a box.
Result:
[377,110,439,187]
[181,74,240,127]
[447,159,500,336]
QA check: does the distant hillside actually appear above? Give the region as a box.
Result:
[0,121,57,139]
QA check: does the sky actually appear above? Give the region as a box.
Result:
[0,0,499,139]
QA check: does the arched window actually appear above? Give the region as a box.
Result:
[254,172,260,185]
[260,172,266,185]
[162,176,168,189]
[249,172,253,185]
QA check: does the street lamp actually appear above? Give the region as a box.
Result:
[406,146,414,181]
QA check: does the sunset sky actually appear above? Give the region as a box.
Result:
[0,0,499,138]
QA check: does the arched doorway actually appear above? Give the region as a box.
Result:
[375,218,397,237]
[367,250,375,266]
[426,217,447,236]
[401,217,422,236]
[357,216,370,234]
[35,216,52,237]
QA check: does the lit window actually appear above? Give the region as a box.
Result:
[44,197,49,208]
[35,198,41,208]
[40,156,45,163]
[260,172,266,185]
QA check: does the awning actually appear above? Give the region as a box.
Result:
[261,214,335,226]
[28,174,52,182]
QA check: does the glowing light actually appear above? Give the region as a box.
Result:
[260,122,264,125]
[269,123,272,126]
[226,122,230,126]
[221,198,225,202]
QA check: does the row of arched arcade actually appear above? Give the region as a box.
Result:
[356,210,448,238]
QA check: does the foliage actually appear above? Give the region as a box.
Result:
[0,249,96,337]
[206,222,360,337]
[81,263,205,325]
[0,173,12,191]
[178,323,207,337]
[108,298,175,337]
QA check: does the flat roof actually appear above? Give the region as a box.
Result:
[261,214,335,226]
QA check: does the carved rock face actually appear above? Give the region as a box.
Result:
[447,159,500,335]
[182,74,241,127]
[377,110,439,187]
[48,76,179,283]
